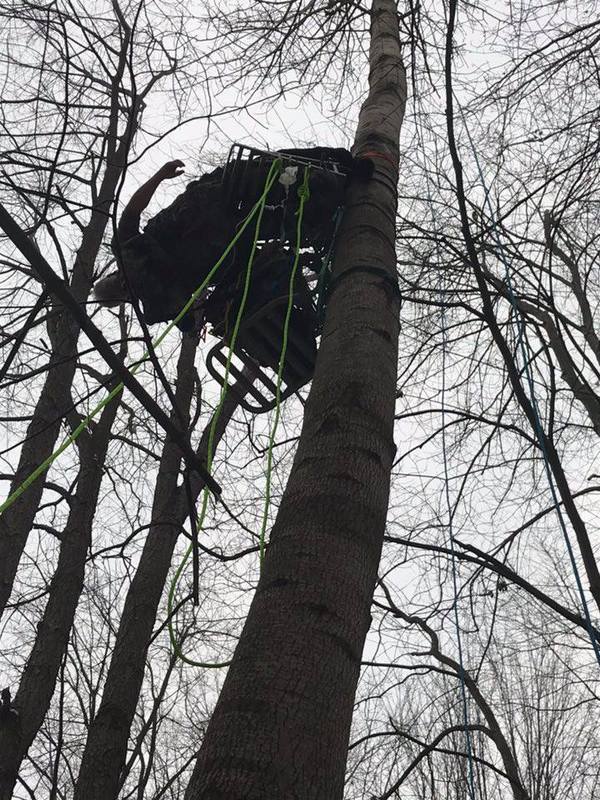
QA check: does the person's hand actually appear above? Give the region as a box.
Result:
[157,160,185,180]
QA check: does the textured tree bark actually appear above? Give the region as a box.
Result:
[74,342,245,800]
[0,381,121,800]
[185,2,406,798]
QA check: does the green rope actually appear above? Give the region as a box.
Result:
[258,167,311,562]
[0,163,283,517]
[167,159,282,668]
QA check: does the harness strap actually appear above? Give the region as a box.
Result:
[356,149,396,168]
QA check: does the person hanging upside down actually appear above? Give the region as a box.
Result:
[93,145,373,339]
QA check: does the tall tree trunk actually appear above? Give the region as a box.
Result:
[185,2,406,798]
[0,158,125,618]
[74,342,245,800]
[0,380,121,800]
[0,13,136,617]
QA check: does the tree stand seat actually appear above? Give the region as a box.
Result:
[221,142,348,208]
[206,295,317,414]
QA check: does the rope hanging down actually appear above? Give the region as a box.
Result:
[259,167,311,561]
[167,164,310,664]
[168,159,282,667]
[167,161,309,669]
[167,163,312,667]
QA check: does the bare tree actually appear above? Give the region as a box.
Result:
[2,1,600,798]
[184,1,406,796]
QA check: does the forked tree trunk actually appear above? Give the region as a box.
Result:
[185,2,406,797]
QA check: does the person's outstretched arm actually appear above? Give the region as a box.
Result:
[118,159,185,240]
